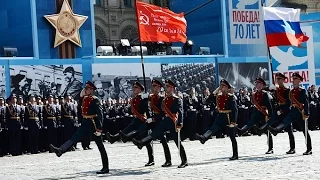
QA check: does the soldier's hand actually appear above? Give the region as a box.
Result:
[176,123,183,130]
[146,118,153,123]
[94,129,103,136]
[277,111,281,116]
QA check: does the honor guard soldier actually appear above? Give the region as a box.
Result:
[0,97,6,156]
[133,79,172,167]
[50,81,109,174]
[61,94,77,150]
[269,73,312,155]
[238,78,274,154]
[18,95,28,154]
[308,85,319,130]
[43,94,58,151]
[25,94,42,154]
[6,94,24,156]
[257,73,295,154]
[194,79,239,160]
[105,82,150,144]
[132,79,188,168]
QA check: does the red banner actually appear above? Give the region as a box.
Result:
[136,1,187,43]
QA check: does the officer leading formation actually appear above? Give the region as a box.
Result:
[1,76,319,173]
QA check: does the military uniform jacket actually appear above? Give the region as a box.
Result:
[215,93,238,123]
[149,93,165,121]
[251,90,273,118]
[6,104,23,128]
[0,105,6,130]
[25,103,41,128]
[275,86,290,114]
[43,103,57,128]
[290,87,309,116]
[80,95,104,130]
[162,95,184,124]
[130,95,151,122]
[61,102,76,120]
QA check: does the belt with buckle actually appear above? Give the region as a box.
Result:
[83,114,97,119]
[10,117,20,120]
[29,117,39,120]
[218,110,231,113]
[64,115,74,119]
[47,117,56,120]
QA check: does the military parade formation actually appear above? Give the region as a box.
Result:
[1,73,320,174]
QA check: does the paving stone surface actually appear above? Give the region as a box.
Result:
[0,131,319,180]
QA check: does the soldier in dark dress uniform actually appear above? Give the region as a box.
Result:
[308,85,319,130]
[61,94,77,150]
[237,87,251,129]
[0,97,6,156]
[25,94,42,154]
[105,82,150,144]
[50,81,109,174]
[43,94,58,151]
[18,95,27,154]
[237,78,274,154]
[257,73,295,154]
[269,73,312,155]
[194,79,238,160]
[6,94,24,156]
[132,79,188,168]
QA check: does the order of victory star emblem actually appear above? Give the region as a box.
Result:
[44,0,88,48]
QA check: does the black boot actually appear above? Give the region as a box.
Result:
[105,132,120,144]
[286,149,295,154]
[257,124,269,136]
[120,130,137,143]
[303,149,312,155]
[145,144,154,166]
[49,140,74,157]
[162,161,172,167]
[229,141,238,160]
[268,124,285,136]
[96,158,109,174]
[265,149,274,154]
[237,125,249,136]
[132,136,153,149]
[195,130,213,144]
[177,143,188,168]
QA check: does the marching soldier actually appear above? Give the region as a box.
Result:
[43,94,58,151]
[269,73,312,155]
[105,82,150,144]
[194,79,238,160]
[237,78,274,154]
[50,81,109,174]
[25,94,42,154]
[257,73,295,154]
[6,94,24,156]
[132,79,188,168]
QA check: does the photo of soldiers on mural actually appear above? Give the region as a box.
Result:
[219,62,269,90]
[10,65,83,100]
[160,63,216,94]
[92,63,162,100]
[0,66,5,98]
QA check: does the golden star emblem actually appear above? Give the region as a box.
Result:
[44,0,88,48]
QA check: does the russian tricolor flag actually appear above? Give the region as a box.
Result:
[263,7,309,47]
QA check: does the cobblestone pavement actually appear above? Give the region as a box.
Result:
[1,131,319,180]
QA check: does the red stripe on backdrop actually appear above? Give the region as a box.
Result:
[266,33,309,47]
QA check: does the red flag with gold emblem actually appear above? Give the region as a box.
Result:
[135,1,187,43]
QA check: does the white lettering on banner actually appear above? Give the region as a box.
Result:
[228,0,264,44]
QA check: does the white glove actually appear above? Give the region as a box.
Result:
[140,92,149,99]
[106,115,109,118]
[20,126,24,130]
[116,116,120,118]
[146,118,153,123]
[94,131,102,136]
[80,89,85,97]
[44,126,48,129]
[277,111,281,116]
[24,127,29,130]
[190,106,193,109]
[241,105,245,108]
[204,105,207,108]
[125,113,129,116]
[311,101,316,105]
